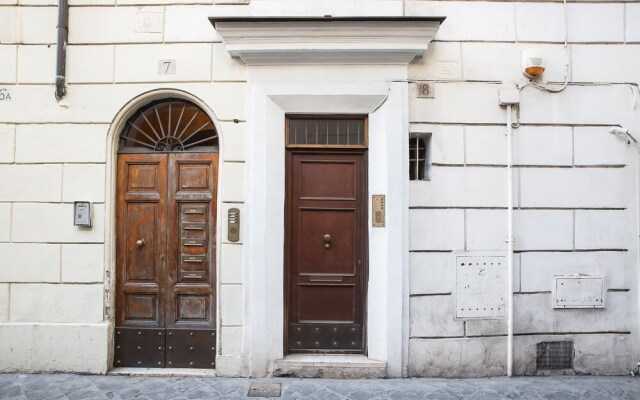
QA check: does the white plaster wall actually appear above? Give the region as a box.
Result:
[0,0,249,374]
[406,0,640,377]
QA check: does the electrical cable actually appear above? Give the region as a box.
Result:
[519,0,569,94]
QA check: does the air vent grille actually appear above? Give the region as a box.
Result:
[536,341,574,369]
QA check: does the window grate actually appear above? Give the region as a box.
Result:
[409,134,430,180]
[287,116,366,147]
[536,341,574,369]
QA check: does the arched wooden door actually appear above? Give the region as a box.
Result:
[114,99,218,368]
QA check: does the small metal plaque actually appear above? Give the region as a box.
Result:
[372,195,385,227]
[248,383,281,398]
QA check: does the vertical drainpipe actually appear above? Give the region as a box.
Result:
[55,0,68,100]
[506,105,514,377]
[499,88,519,377]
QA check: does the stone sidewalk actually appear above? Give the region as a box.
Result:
[1,373,639,400]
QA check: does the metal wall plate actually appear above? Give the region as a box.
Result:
[165,329,216,368]
[456,255,507,319]
[553,275,605,308]
[114,328,165,368]
[248,383,281,398]
[289,324,362,352]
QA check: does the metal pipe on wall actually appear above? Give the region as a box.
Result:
[55,0,68,100]
[506,105,514,377]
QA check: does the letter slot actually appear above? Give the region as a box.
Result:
[73,201,92,227]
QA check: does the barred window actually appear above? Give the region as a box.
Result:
[409,133,431,181]
[286,115,367,147]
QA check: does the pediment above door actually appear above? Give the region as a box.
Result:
[209,17,445,65]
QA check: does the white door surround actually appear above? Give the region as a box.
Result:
[212,17,443,377]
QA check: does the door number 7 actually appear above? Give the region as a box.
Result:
[158,59,176,75]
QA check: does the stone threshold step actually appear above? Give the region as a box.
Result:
[273,355,386,378]
[109,367,216,377]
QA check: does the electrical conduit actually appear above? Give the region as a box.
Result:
[506,105,514,377]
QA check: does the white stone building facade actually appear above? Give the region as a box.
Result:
[0,0,639,378]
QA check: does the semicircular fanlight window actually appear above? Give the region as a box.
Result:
[119,98,218,152]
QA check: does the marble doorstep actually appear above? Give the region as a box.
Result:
[109,367,217,377]
[273,355,387,378]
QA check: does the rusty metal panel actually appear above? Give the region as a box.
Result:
[166,329,216,368]
[289,324,362,352]
[114,327,165,368]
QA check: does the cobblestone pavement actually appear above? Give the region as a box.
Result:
[1,373,639,400]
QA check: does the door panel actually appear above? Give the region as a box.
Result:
[298,160,357,200]
[297,284,357,322]
[167,153,217,328]
[124,203,160,281]
[298,209,357,275]
[115,152,217,368]
[117,154,167,328]
[286,151,367,354]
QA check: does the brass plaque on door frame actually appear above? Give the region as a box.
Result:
[372,194,385,228]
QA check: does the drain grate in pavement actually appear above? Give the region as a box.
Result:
[247,383,281,398]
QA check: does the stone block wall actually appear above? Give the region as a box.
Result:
[0,0,248,374]
[407,0,640,376]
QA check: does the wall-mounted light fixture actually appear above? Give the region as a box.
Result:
[521,49,546,79]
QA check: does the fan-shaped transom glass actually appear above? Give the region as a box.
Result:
[119,98,218,153]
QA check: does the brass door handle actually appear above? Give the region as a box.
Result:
[136,239,145,247]
[323,234,332,249]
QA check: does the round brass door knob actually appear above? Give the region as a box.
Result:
[323,234,332,249]
[136,239,145,247]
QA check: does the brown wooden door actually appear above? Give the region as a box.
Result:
[115,152,218,368]
[286,150,367,354]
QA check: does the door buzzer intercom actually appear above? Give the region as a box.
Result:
[228,208,240,242]
[372,195,385,227]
